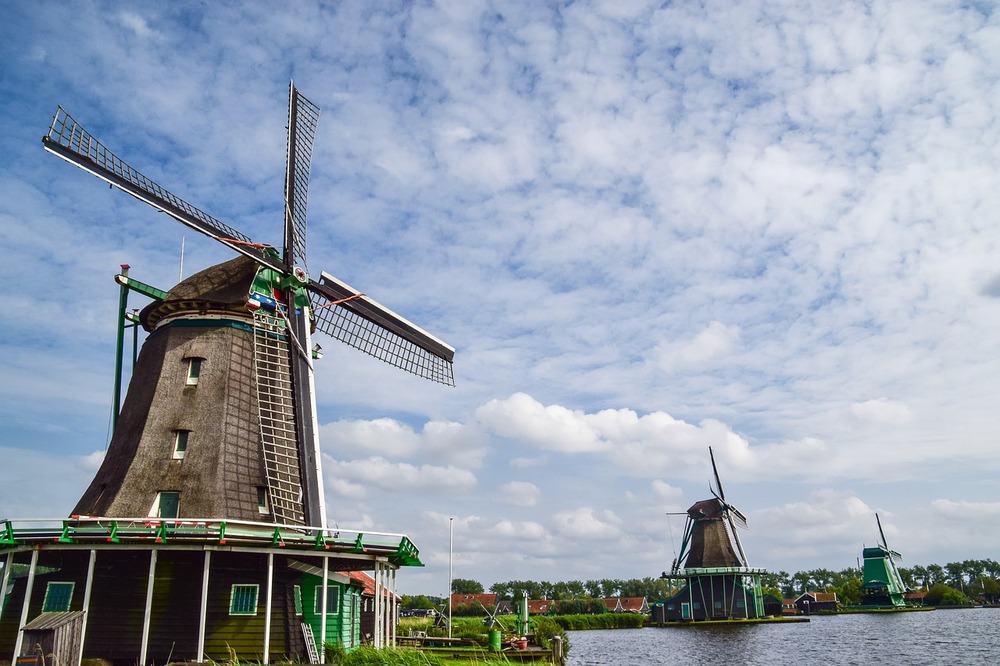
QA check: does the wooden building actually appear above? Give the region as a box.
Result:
[0,519,418,665]
[10,85,456,666]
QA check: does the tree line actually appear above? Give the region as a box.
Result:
[402,559,1000,611]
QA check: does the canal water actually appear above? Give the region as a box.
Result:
[566,608,999,665]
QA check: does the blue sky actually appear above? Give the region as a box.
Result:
[2,1,999,596]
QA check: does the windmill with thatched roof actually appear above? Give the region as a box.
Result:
[0,84,453,664]
[654,447,768,622]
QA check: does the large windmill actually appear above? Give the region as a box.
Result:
[860,513,909,607]
[0,84,453,664]
[41,83,454,529]
[655,448,767,622]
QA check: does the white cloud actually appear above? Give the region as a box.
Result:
[551,507,622,540]
[476,393,607,454]
[654,322,741,373]
[651,480,683,500]
[849,398,912,425]
[499,481,541,508]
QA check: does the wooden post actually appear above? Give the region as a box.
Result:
[373,561,382,649]
[139,549,157,666]
[320,556,328,663]
[263,552,274,664]
[13,549,39,660]
[77,550,97,666]
[389,567,397,648]
[0,552,13,624]
[198,551,211,661]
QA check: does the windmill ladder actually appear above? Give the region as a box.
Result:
[254,311,306,525]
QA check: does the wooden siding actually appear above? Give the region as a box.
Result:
[655,575,757,621]
[298,573,361,651]
[0,549,321,665]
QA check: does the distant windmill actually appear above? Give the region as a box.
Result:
[657,447,766,621]
[860,513,909,607]
[673,446,749,571]
[42,83,455,528]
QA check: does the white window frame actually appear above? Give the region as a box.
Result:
[172,430,189,460]
[314,585,341,615]
[42,581,75,612]
[185,357,202,386]
[149,491,181,518]
[256,486,270,514]
[230,584,259,616]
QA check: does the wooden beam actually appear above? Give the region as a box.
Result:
[78,550,97,666]
[263,552,274,664]
[13,549,39,660]
[198,551,211,660]
[139,549,157,666]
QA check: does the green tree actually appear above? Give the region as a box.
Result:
[925,583,971,606]
[400,594,435,610]
[452,578,484,594]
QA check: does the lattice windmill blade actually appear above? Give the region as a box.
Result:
[41,97,456,383]
[709,446,726,500]
[284,82,320,271]
[42,107,286,275]
[727,512,749,567]
[728,504,748,530]
[310,273,456,385]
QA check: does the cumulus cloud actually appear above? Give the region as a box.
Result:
[499,481,541,507]
[930,499,1000,518]
[324,456,477,497]
[551,507,622,540]
[849,398,912,425]
[476,393,607,453]
[654,322,742,373]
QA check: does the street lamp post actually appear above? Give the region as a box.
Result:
[448,517,453,639]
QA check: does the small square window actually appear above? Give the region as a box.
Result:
[186,358,202,386]
[151,491,180,518]
[230,584,259,615]
[42,582,74,612]
[314,585,340,615]
[257,486,269,514]
[172,431,189,460]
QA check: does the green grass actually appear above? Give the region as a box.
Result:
[327,645,515,665]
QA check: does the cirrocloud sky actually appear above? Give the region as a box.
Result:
[2,1,999,596]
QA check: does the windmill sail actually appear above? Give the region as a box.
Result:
[45,85,455,530]
[284,82,320,270]
[42,103,455,383]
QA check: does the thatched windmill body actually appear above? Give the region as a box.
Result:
[655,448,767,622]
[0,85,452,664]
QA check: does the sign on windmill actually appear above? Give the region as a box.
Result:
[42,83,455,530]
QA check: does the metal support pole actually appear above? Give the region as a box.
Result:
[448,517,453,639]
[13,549,39,660]
[197,551,211,661]
[112,265,130,433]
[264,552,274,664]
[77,550,97,666]
[139,549,157,666]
